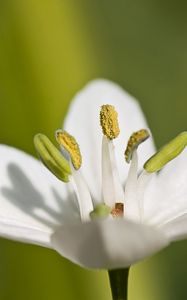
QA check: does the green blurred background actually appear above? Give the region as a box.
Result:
[0,0,187,299]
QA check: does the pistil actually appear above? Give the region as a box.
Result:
[111,203,124,218]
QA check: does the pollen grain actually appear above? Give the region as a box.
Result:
[125,129,150,163]
[100,104,120,140]
[56,130,82,170]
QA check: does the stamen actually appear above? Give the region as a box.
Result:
[124,150,139,221]
[70,165,93,222]
[100,104,120,140]
[144,131,187,173]
[56,130,82,170]
[56,130,93,221]
[34,133,71,182]
[124,129,150,163]
[102,136,116,207]
[102,136,125,207]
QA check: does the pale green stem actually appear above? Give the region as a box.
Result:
[108,268,129,300]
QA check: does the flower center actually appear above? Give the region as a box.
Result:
[34,105,187,223]
[111,203,124,218]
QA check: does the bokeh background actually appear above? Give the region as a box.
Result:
[0,0,187,299]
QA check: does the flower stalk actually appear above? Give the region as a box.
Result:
[108,268,129,300]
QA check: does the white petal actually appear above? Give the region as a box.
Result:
[64,79,155,203]
[51,219,169,269]
[0,145,79,246]
[144,148,187,225]
[160,213,187,242]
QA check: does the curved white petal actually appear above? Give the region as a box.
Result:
[0,145,79,246]
[144,149,187,225]
[51,219,169,269]
[64,79,155,203]
[160,213,187,242]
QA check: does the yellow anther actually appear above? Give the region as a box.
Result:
[144,131,187,173]
[100,104,120,140]
[56,130,82,170]
[34,133,71,182]
[125,129,150,163]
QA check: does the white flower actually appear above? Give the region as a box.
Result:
[0,79,187,270]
